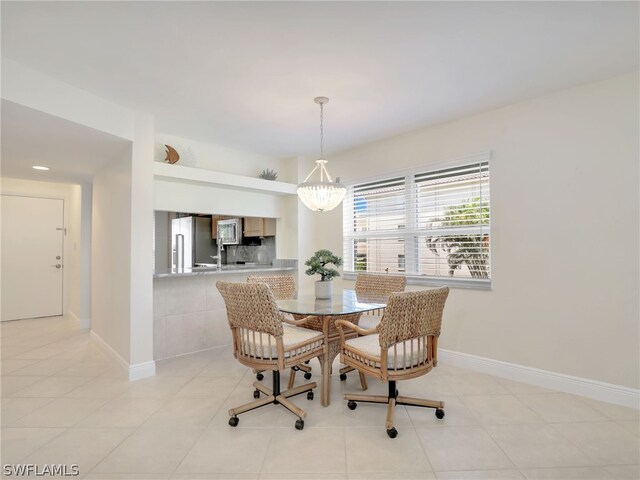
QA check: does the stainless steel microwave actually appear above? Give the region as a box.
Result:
[217,218,242,245]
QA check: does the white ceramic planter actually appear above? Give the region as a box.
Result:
[315,280,333,299]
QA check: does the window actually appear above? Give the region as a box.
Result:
[343,153,490,288]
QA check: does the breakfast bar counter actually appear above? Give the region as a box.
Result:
[153,261,297,360]
[153,265,297,278]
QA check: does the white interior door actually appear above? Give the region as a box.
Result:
[1,195,64,321]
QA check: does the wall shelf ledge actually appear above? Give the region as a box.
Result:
[153,162,297,195]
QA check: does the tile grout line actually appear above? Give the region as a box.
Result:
[12,426,69,464]
[70,426,139,477]
[477,423,521,470]
[546,420,636,467]
[168,368,248,477]
[1,396,58,425]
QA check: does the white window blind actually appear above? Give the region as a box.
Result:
[343,153,491,287]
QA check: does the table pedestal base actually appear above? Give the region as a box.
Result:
[308,312,362,407]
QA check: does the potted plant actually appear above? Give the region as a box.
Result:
[305,249,342,299]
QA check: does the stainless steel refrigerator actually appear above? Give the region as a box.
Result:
[171,216,217,269]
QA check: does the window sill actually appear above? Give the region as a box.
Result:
[342,272,492,291]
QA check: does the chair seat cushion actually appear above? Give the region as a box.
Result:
[247,324,323,359]
[345,334,428,369]
[357,314,382,331]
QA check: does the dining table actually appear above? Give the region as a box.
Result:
[276,288,387,406]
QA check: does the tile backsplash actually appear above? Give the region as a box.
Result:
[224,236,276,265]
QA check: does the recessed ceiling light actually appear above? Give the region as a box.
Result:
[32,166,50,171]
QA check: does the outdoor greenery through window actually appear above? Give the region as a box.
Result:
[342,153,491,287]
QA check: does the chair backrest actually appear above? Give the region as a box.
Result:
[355,273,407,298]
[216,281,283,337]
[378,287,449,348]
[247,275,296,300]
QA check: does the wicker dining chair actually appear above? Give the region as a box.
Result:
[247,275,313,387]
[336,287,449,438]
[247,275,296,300]
[217,281,326,430]
[339,273,407,389]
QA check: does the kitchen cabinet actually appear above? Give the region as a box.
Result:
[211,215,231,239]
[243,217,276,237]
[263,218,276,236]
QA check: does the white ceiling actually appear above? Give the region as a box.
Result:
[1,100,131,183]
[2,2,638,159]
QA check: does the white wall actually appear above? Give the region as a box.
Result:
[68,184,82,320]
[91,150,133,363]
[0,177,87,322]
[129,113,155,368]
[155,132,293,182]
[154,178,285,218]
[314,73,640,389]
[2,58,135,141]
[277,194,300,261]
[79,184,92,323]
[92,116,156,375]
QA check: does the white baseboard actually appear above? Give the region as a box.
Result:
[67,311,80,325]
[438,349,639,410]
[67,311,90,329]
[90,330,129,371]
[90,331,157,381]
[128,361,156,381]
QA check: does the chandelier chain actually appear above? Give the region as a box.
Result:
[319,102,324,158]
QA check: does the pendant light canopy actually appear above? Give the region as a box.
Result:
[297,97,347,212]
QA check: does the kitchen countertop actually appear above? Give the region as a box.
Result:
[153,264,297,278]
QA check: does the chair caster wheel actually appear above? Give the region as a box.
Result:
[307,391,314,400]
[387,427,398,438]
[340,373,347,381]
[305,360,310,364]
[295,419,304,430]
[347,400,357,410]
[292,365,300,371]
[304,372,312,380]
[256,373,264,381]
[229,416,239,427]
[435,408,445,419]
[253,389,260,399]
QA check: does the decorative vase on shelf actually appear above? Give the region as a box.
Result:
[315,280,333,299]
[305,249,342,300]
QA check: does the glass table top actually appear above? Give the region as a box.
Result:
[276,289,387,316]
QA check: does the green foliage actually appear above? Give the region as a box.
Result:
[439,198,489,226]
[426,197,490,279]
[305,249,343,281]
[354,255,367,272]
[258,168,278,180]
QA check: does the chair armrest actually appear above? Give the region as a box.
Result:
[334,319,377,345]
[281,314,313,327]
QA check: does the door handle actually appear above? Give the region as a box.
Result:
[52,264,62,269]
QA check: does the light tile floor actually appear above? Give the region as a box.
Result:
[1,315,638,479]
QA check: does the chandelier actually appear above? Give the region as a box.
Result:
[297,97,347,212]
